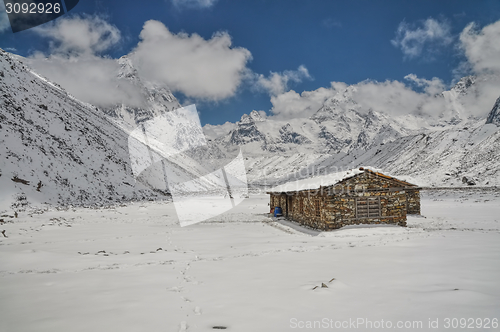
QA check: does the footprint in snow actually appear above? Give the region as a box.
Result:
[167,286,183,292]
[178,321,188,332]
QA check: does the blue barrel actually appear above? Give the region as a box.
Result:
[274,206,283,217]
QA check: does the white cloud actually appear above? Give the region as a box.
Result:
[171,0,218,9]
[458,78,500,117]
[268,76,452,120]
[28,16,253,105]
[22,12,500,123]
[404,73,446,95]
[28,53,144,107]
[454,20,500,115]
[254,65,311,96]
[269,85,340,119]
[266,18,500,121]
[392,18,453,60]
[0,1,11,33]
[34,15,121,56]
[353,79,446,116]
[28,15,143,107]
[459,20,500,75]
[130,20,252,101]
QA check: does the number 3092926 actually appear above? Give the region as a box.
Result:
[5,2,61,14]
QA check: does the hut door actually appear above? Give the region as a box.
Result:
[356,197,381,218]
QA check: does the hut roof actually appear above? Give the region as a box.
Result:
[267,167,418,194]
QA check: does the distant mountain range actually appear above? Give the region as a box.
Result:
[1,48,499,210]
[203,76,500,187]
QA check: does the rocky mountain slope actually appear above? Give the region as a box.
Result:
[204,78,500,188]
[0,49,169,211]
[486,96,500,126]
[205,100,426,157]
[205,77,485,157]
[292,118,499,186]
[1,47,499,212]
[241,120,500,188]
[102,55,181,129]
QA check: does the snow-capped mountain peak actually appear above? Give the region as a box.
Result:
[103,56,181,128]
[117,55,138,80]
[486,96,500,126]
[239,110,265,124]
[450,75,476,96]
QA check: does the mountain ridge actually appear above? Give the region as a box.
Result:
[1,48,500,211]
[0,49,168,211]
[486,96,500,126]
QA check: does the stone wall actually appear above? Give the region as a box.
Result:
[270,194,289,215]
[269,170,419,231]
[406,189,421,215]
[325,190,407,229]
[287,192,328,230]
[270,192,326,229]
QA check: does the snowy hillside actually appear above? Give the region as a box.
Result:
[1,45,499,213]
[295,119,500,186]
[0,49,164,211]
[240,117,500,188]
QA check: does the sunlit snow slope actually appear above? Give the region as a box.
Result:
[0,49,164,211]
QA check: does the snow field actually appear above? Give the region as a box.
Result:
[0,192,499,331]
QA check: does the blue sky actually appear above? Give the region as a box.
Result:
[1,0,500,125]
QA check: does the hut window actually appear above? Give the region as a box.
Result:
[356,197,381,218]
[314,199,321,217]
[299,198,304,214]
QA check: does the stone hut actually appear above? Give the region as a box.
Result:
[267,168,420,231]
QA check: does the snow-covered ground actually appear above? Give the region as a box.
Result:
[1,190,499,332]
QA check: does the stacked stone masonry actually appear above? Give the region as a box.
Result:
[269,170,421,231]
